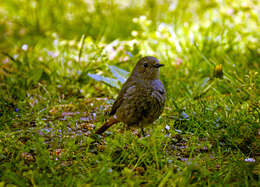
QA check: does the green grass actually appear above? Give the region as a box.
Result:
[0,0,259,186]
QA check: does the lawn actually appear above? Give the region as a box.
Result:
[0,0,259,186]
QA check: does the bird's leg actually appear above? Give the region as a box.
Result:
[141,128,146,137]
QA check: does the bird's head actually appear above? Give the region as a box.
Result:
[131,56,164,80]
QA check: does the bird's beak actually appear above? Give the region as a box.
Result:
[153,63,164,68]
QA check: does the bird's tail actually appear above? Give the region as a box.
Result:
[95,116,119,134]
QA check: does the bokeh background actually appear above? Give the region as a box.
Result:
[0,0,259,99]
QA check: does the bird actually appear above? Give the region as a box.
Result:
[95,56,165,135]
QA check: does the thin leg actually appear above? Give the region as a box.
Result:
[141,128,145,137]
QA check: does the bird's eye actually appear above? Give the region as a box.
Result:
[143,63,148,68]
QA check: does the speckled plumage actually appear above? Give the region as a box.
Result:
[95,56,165,134]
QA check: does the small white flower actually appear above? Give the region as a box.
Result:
[133,18,138,23]
[53,40,58,46]
[140,16,146,21]
[165,125,170,131]
[131,31,138,37]
[22,44,28,51]
[169,2,177,11]
[244,158,255,162]
[175,129,182,133]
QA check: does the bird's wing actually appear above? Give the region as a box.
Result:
[109,79,136,116]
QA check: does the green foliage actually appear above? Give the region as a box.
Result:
[0,0,259,186]
[88,65,129,89]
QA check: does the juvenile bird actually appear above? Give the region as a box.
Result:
[95,56,165,135]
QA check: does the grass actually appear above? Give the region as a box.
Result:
[0,0,259,186]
